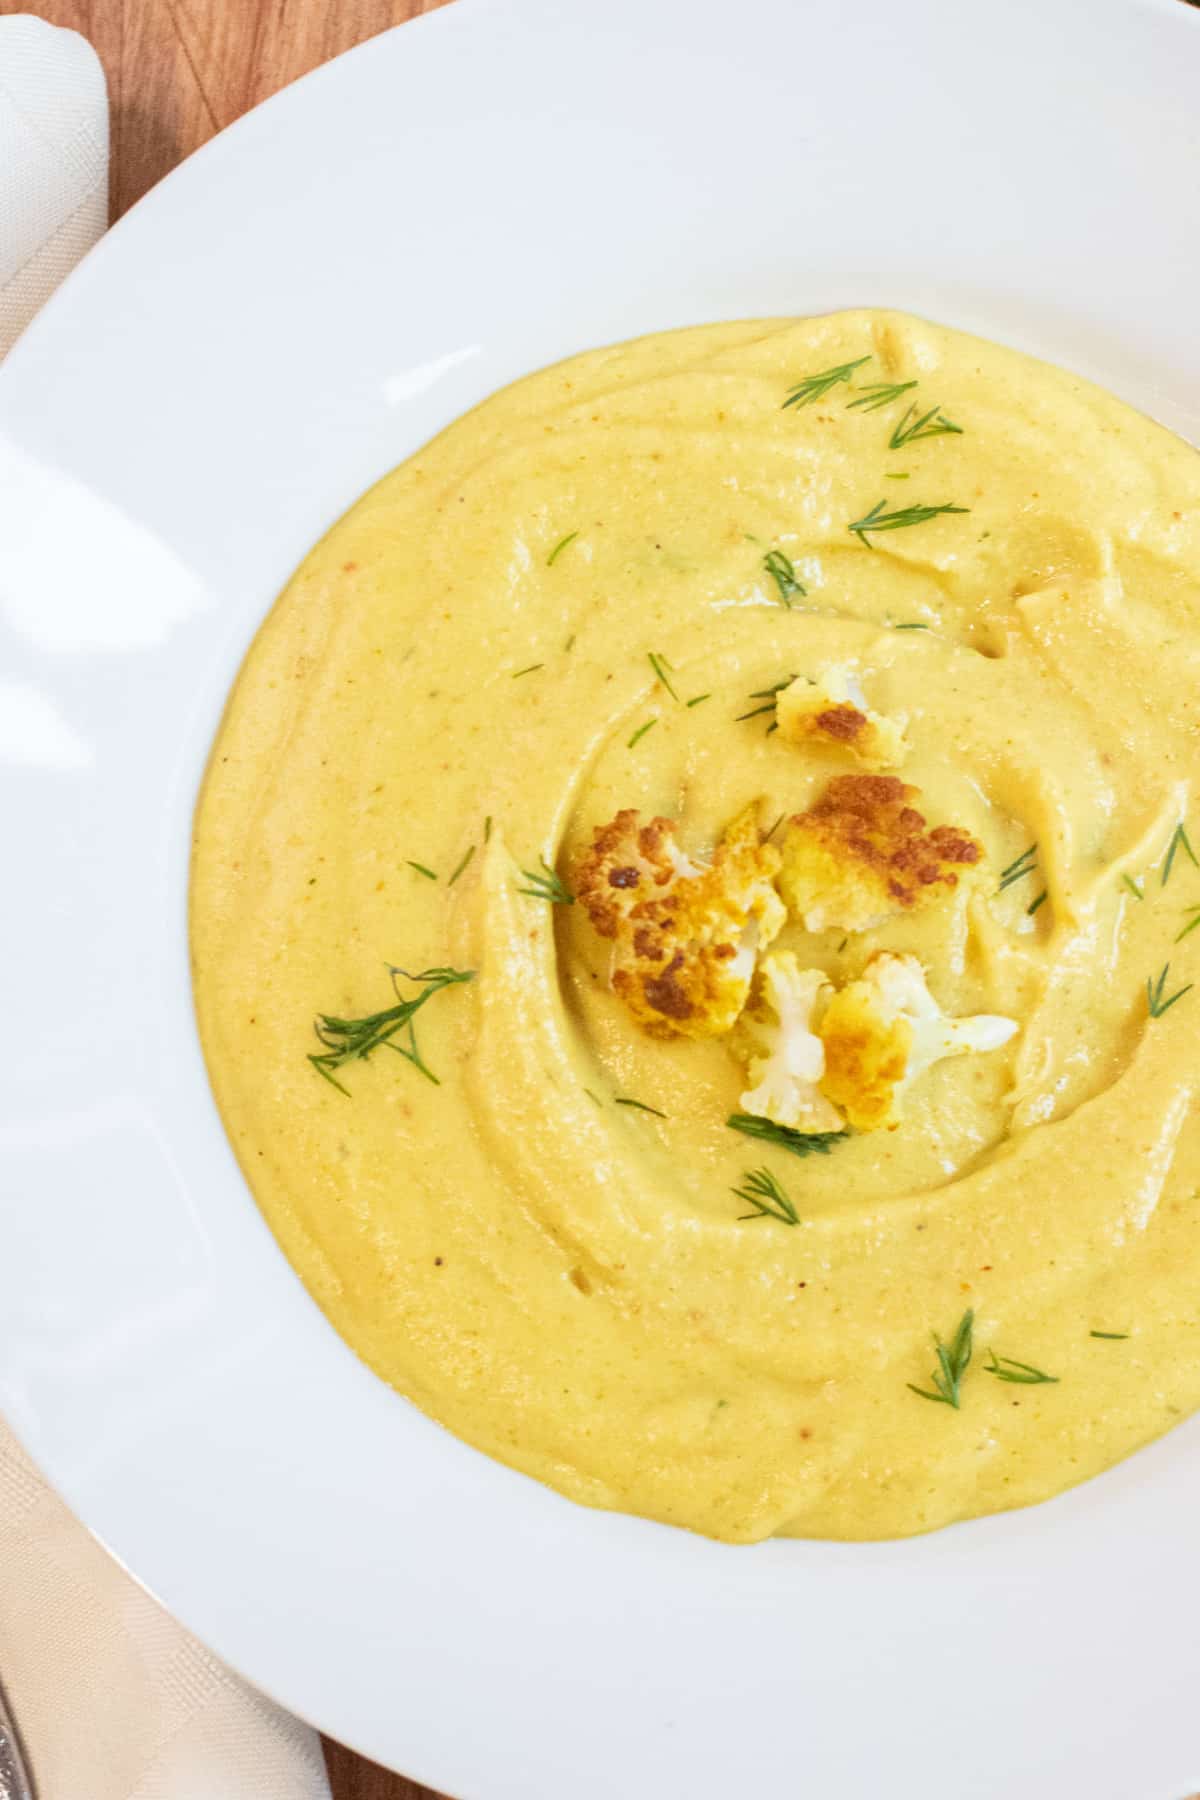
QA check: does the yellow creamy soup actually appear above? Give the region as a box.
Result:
[191,311,1200,1544]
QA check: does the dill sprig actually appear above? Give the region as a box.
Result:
[736,675,795,728]
[627,718,657,749]
[1175,905,1200,943]
[546,531,578,566]
[614,1096,667,1117]
[309,965,474,1096]
[1090,1330,1129,1340]
[686,693,711,708]
[782,354,871,410]
[1161,820,1198,886]
[888,402,963,449]
[1147,962,1192,1019]
[848,499,969,545]
[845,379,918,413]
[984,1348,1058,1385]
[1027,891,1048,917]
[648,652,679,701]
[763,548,805,606]
[516,858,574,905]
[725,1113,846,1158]
[997,843,1037,894]
[892,621,930,630]
[447,844,476,886]
[908,1308,974,1409]
[407,861,438,880]
[1121,872,1144,900]
[733,1166,800,1226]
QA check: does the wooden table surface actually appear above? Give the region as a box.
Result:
[0,1,454,1787]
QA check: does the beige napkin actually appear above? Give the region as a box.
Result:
[0,1423,332,1799]
[0,14,107,354]
[0,17,332,1797]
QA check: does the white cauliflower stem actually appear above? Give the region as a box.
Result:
[819,951,1018,1131]
[732,952,845,1132]
[573,804,785,1037]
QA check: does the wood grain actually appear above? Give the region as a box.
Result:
[324,1736,447,1800]
[0,5,454,1786]
[1,0,451,217]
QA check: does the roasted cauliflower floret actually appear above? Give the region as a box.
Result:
[775,665,908,770]
[818,951,1017,1131]
[731,952,845,1132]
[778,774,983,932]
[573,803,785,1037]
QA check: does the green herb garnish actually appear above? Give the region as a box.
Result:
[984,1348,1058,1385]
[782,355,871,410]
[1162,820,1198,887]
[908,1308,974,1409]
[1027,890,1048,917]
[309,965,474,1096]
[733,1166,800,1226]
[483,815,493,843]
[997,843,1037,894]
[1147,963,1192,1019]
[848,499,969,545]
[627,718,658,749]
[406,861,438,881]
[1175,905,1200,943]
[1121,872,1144,900]
[845,379,918,413]
[614,1096,667,1117]
[686,693,711,708]
[546,531,578,566]
[725,1113,846,1158]
[892,621,930,630]
[447,844,476,886]
[516,858,574,905]
[1090,1330,1129,1340]
[648,652,679,701]
[736,675,796,727]
[763,548,805,606]
[511,663,543,679]
[888,403,963,448]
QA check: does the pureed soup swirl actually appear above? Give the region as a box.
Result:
[191,311,1200,1542]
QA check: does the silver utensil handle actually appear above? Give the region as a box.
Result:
[0,1685,34,1800]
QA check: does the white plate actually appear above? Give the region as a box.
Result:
[2,1,1198,1794]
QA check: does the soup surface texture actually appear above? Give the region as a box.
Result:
[192,311,1200,1542]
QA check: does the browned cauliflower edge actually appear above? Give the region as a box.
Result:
[818,951,1018,1130]
[778,774,983,933]
[775,666,908,770]
[573,803,785,1037]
